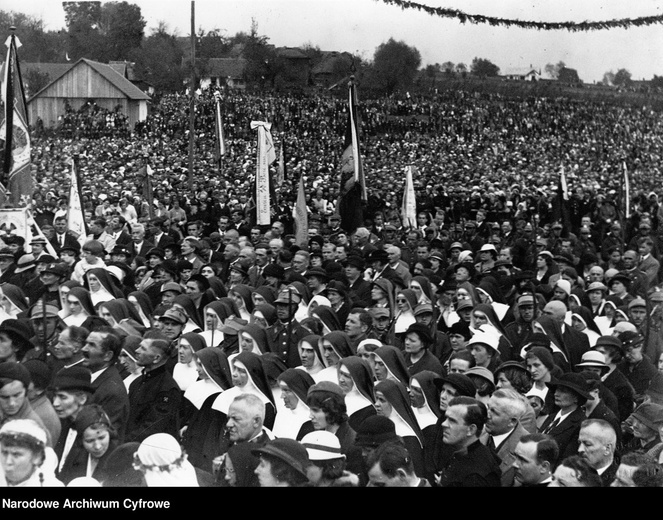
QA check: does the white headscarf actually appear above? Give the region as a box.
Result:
[135,433,199,487]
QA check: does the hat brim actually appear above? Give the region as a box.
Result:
[547,379,591,401]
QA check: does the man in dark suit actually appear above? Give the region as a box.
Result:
[512,433,558,487]
[577,418,619,487]
[51,216,82,256]
[127,223,155,259]
[482,388,531,487]
[80,327,130,444]
[148,216,176,250]
[367,249,405,291]
[539,372,591,460]
[108,215,132,247]
[542,300,590,369]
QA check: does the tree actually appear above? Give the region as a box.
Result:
[131,23,185,93]
[602,70,615,86]
[613,68,632,87]
[455,63,467,76]
[440,61,455,74]
[545,61,566,79]
[63,1,145,62]
[470,57,500,77]
[369,38,421,95]
[99,1,146,61]
[242,19,277,91]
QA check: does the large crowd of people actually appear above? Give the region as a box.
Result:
[2,85,663,487]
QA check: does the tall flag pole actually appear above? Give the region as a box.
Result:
[294,173,308,247]
[1,27,33,208]
[141,163,155,220]
[402,165,417,230]
[554,165,571,234]
[68,157,88,247]
[214,91,226,176]
[623,161,630,219]
[250,120,276,226]
[338,76,365,234]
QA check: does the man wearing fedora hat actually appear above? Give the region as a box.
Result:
[539,372,592,460]
[366,248,405,290]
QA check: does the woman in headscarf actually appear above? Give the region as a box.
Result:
[296,334,326,381]
[0,283,28,321]
[307,294,332,317]
[57,404,119,485]
[570,306,602,347]
[251,286,276,308]
[251,302,278,330]
[470,303,515,361]
[100,441,144,487]
[234,323,269,360]
[374,379,426,480]
[134,433,200,487]
[309,305,343,334]
[57,280,82,321]
[337,356,377,431]
[212,351,277,430]
[531,315,572,373]
[389,289,418,347]
[97,299,144,333]
[200,300,234,347]
[61,287,95,327]
[476,276,510,322]
[206,276,228,300]
[220,441,260,487]
[409,276,434,307]
[317,331,355,384]
[229,284,254,323]
[172,294,205,333]
[173,332,207,392]
[118,336,142,391]
[127,291,154,329]
[291,281,312,323]
[369,278,395,317]
[456,280,482,308]
[85,267,124,308]
[272,368,316,440]
[180,347,233,473]
[409,370,443,483]
[373,345,410,386]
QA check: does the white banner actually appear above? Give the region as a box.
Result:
[251,121,276,226]
[68,159,87,246]
[402,165,417,230]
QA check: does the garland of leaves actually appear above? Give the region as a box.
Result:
[379,0,663,31]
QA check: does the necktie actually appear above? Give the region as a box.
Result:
[59,235,64,247]
[543,416,561,434]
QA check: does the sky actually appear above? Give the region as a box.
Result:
[4,0,663,83]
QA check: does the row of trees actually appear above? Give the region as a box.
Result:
[5,2,643,96]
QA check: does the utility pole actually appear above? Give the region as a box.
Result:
[188,1,196,192]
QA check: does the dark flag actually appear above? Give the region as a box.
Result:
[214,93,226,166]
[337,77,366,234]
[1,30,33,207]
[140,164,155,220]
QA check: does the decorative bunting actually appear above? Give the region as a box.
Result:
[378,0,663,31]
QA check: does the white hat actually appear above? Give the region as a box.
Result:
[468,328,500,352]
[301,431,345,461]
[555,279,571,296]
[0,419,47,448]
[105,265,125,282]
[525,385,548,403]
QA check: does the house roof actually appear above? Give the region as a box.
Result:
[276,47,309,60]
[28,58,150,101]
[502,67,540,77]
[206,58,247,79]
